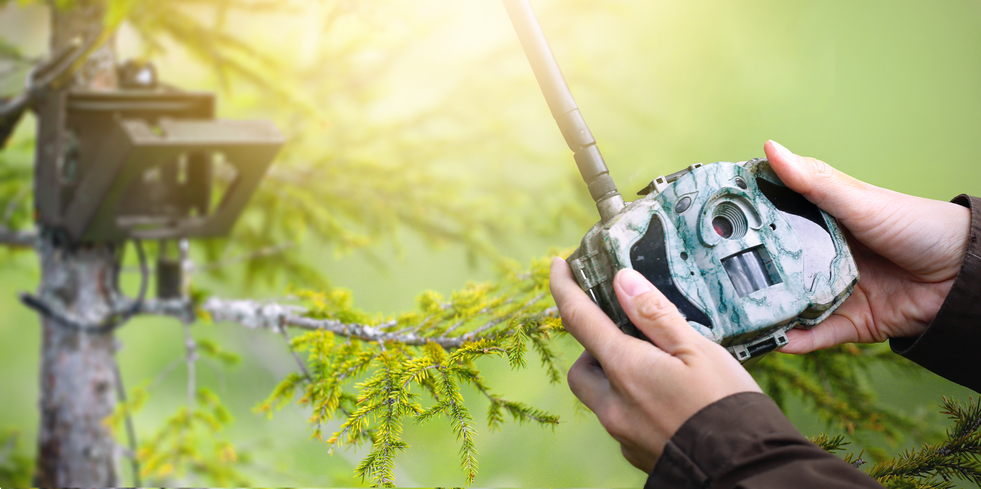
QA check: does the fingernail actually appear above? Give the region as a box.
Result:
[770,140,795,161]
[618,269,654,297]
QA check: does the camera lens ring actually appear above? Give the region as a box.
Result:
[712,202,748,239]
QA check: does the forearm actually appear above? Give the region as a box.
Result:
[647,392,881,489]
[890,195,981,392]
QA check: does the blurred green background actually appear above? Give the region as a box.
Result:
[1,0,980,486]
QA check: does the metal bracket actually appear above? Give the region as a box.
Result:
[34,90,282,242]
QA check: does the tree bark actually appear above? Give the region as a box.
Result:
[34,238,121,487]
[34,1,121,486]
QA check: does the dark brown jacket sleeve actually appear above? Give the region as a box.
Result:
[647,194,981,488]
[645,392,881,489]
[890,195,981,392]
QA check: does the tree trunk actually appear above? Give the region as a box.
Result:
[34,238,121,487]
[33,1,121,486]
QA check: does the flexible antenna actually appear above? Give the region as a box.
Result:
[502,0,625,223]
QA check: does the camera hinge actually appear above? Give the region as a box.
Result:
[570,250,610,290]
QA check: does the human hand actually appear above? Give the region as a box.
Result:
[550,258,761,473]
[765,140,972,353]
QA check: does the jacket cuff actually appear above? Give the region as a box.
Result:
[646,392,878,489]
[890,195,981,392]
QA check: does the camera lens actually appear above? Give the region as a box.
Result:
[711,202,748,240]
[713,216,733,238]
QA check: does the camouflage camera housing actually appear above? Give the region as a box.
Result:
[499,0,859,362]
[567,157,859,363]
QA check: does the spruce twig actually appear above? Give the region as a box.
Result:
[812,398,981,489]
[246,258,562,486]
[753,346,925,444]
[864,397,981,488]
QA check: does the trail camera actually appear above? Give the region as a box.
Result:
[502,0,859,362]
[34,80,282,243]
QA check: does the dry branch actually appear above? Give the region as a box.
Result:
[0,227,37,247]
[132,296,557,349]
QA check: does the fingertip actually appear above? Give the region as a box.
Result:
[615,268,655,298]
[550,256,569,275]
[549,259,626,361]
[613,272,700,355]
[764,140,807,190]
[549,256,573,293]
[765,140,795,163]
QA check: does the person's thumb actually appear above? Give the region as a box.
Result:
[613,268,704,356]
[764,140,883,227]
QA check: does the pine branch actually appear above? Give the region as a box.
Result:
[238,257,562,485]
[353,353,417,487]
[752,346,926,444]
[863,397,981,487]
[437,365,479,485]
[808,398,981,489]
[809,433,850,453]
[475,382,560,432]
[134,293,559,350]
[0,429,32,487]
[70,246,557,486]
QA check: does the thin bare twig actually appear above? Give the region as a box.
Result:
[182,322,197,407]
[189,242,295,274]
[149,356,184,391]
[0,227,36,247]
[278,318,311,380]
[111,361,142,487]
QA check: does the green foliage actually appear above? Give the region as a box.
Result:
[2,0,584,287]
[105,357,247,488]
[257,256,561,486]
[860,397,981,488]
[809,433,851,453]
[752,344,930,449]
[0,429,33,487]
[89,0,568,290]
[118,0,590,292]
[196,338,241,367]
[104,382,149,433]
[811,397,981,489]
[0,36,27,63]
[134,387,248,486]
[0,136,33,232]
